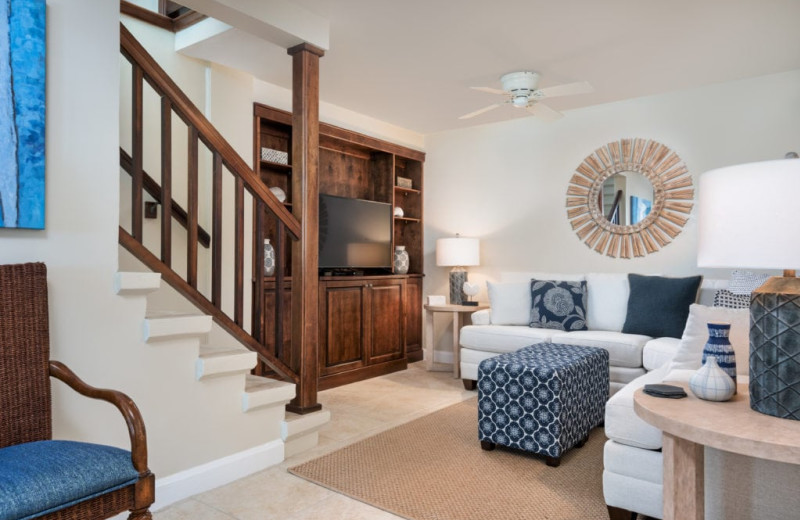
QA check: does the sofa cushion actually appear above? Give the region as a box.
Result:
[0,440,139,520]
[469,309,491,326]
[610,366,646,385]
[642,337,680,371]
[459,325,553,354]
[604,364,670,450]
[586,273,629,332]
[550,330,650,368]
[666,303,750,377]
[622,274,703,339]
[529,279,588,331]
[487,282,530,325]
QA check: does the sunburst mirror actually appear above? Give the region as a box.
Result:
[566,138,694,258]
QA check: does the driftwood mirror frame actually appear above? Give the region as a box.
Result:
[566,138,694,258]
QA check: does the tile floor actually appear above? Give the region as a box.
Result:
[154,361,475,519]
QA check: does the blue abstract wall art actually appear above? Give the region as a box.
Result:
[0,0,45,229]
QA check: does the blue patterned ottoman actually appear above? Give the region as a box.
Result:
[477,343,609,467]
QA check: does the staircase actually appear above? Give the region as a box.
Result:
[116,252,329,492]
[114,20,329,497]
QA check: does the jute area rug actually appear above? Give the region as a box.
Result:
[290,398,624,520]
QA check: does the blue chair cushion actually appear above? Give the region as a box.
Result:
[0,440,139,520]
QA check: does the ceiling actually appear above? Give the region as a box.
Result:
[179,0,800,135]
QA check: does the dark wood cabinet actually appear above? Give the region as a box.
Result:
[253,103,424,389]
[318,276,408,389]
[405,275,423,361]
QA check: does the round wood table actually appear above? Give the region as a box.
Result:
[634,382,800,520]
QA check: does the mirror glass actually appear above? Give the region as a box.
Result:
[599,172,654,226]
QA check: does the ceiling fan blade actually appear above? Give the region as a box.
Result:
[527,103,563,122]
[459,103,502,120]
[470,86,507,95]
[537,81,593,98]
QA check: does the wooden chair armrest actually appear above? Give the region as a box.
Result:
[49,360,149,474]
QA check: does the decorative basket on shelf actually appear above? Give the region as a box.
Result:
[261,147,289,165]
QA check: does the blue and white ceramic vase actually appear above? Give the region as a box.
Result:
[263,239,276,276]
[690,356,736,402]
[393,246,409,274]
[702,322,736,394]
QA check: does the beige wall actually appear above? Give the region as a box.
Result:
[0,0,424,484]
[423,69,800,308]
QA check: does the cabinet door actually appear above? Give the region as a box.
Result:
[366,279,405,364]
[405,277,422,358]
[263,282,292,365]
[319,282,367,376]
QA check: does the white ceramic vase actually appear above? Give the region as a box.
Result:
[689,356,736,402]
[393,245,409,274]
[263,239,276,276]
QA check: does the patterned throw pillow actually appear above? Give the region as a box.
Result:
[728,270,770,295]
[529,280,588,331]
[713,289,750,309]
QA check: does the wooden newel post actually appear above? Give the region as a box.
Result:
[287,42,324,414]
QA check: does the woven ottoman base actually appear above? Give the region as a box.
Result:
[477,343,609,466]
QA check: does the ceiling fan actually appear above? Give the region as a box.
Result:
[459,71,593,122]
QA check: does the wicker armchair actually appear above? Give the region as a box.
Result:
[0,263,154,519]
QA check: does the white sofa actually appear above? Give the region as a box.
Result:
[459,272,720,396]
[458,272,721,519]
[460,272,800,519]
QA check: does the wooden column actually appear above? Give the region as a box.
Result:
[287,42,325,414]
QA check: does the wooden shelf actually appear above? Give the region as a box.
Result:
[260,159,292,172]
[394,216,421,223]
[394,186,421,195]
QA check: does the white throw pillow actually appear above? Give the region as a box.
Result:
[585,273,629,332]
[666,304,749,379]
[487,282,531,325]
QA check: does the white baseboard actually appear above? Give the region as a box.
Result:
[151,439,284,511]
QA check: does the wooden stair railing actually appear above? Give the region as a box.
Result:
[119,23,309,400]
[119,148,211,248]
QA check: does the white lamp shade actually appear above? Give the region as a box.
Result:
[698,159,800,269]
[436,237,480,267]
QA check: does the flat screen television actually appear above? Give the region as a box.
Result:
[319,194,392,270]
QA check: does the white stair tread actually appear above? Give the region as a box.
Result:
[115,272,161,295]
[281,409,331,442]
[196,346,257,380]
[144,312,212,342]
[242,375,295,412]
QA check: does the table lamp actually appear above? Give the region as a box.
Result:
[697,157,800,420]
[436,234,480,305]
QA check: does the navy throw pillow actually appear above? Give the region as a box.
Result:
[529,280,588,331]
[622,274,703,338]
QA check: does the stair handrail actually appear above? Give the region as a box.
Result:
[120,24,299,238]
[119,22,300,385]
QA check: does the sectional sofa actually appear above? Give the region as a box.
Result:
[459,272,725,519]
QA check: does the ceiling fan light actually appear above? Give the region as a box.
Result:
[511,96,529,107]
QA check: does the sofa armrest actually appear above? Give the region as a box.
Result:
[470,309,491,325]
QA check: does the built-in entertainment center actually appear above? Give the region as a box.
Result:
[253,103,424,389]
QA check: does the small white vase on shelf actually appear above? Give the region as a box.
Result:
[689,356,736,402]
[393,245,409,274]
[263,239,276,276]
